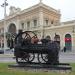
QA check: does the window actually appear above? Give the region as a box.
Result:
[45,20,48,25]
[21,23,24,29]
[27,21,30,30]
[33,20,37,27]
[51,20,54,24]
[8,24,16,34]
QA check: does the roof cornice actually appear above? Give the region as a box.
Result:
[20,3,60,15]
[3,3,59,20]
[1,3,60,21]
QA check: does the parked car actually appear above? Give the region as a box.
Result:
[5,48,14,52]
[0,49,4,54]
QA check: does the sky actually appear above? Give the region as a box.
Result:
[0,0,75,22]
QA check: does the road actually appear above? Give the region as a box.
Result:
[0,51,75,63]
[0,50,15,63]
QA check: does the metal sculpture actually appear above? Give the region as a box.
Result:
[14,30,60,65]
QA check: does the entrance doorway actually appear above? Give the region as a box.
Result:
[54,34,60,45]
[65,34,72,51]
[7,23,16,48]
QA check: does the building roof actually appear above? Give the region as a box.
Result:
[0,2,60,23]
[20,2,60,15]
[5,2,60,20]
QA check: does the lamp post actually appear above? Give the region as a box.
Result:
[1,0,8,54]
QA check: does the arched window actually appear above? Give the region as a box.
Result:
[8,23,16,35]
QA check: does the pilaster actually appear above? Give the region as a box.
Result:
[39,9,44,38]
[16,16,21,33]
[72,33,75,51]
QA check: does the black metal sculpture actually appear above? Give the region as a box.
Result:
[14,30,60,65]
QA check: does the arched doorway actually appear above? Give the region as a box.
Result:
[65,34,72,51]
[8,23,16,35]
[45,35,51,40]
[7,23,16,48]
[54,34,60,45]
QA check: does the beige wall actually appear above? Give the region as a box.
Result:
[0,3,75,51]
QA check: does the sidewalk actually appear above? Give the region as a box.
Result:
[59,51,75,63]
[0,54,14,58]
[59,51,75,55]
[0,52,75,63]
[0,51,75,57]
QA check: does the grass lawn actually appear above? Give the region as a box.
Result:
[0,63,75,75]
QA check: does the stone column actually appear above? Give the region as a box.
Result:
[16,16,21,33]
[39,9,44,38]
[72,33,75,52]
[1,39,2,48]
[3,26,7,49]
[60,35,64,51]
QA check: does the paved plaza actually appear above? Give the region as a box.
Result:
[59,52,75,63]
[0,51,75,63]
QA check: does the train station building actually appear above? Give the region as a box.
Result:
[0,2,75,52]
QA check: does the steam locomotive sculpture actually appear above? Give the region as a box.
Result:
[14,30,60,65]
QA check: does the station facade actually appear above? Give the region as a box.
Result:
[0,2,75,51]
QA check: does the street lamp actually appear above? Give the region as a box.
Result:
[1,0,8,54]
